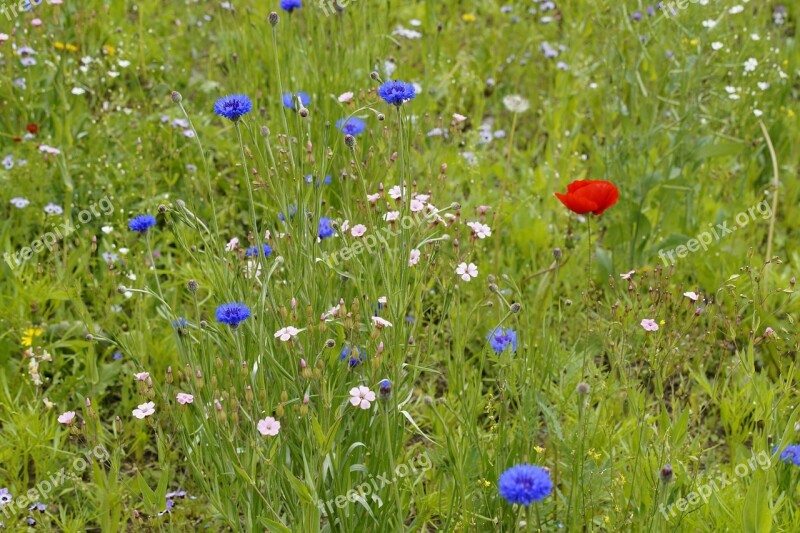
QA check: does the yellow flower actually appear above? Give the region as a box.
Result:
[689,38,698,46]
[21,327,42,347]
[534,446,545,454]
[788,109,796,119]
[462,13,476,22]
[54,41,65,50]
[65,43,79,53]
[103,44,115,55]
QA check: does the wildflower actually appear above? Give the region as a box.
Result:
[498,464,553,505]
[274,326,300,342]
[555,180,619,216]
[486,327,518,354]
[176,393,194,405]
[467,221,491,239]
[280,0,301,12]
[128,214,157,233]
[379,379,392,400]
[245,243,272,258]
[640,319,659,332]
[384,211,400,222]
[257,416,281,436]
[336,117,366,136]
[351,224,367,237]
[349,386,376,410]
[215,302,251,327]
[58,411,76,425]
[283,91,310,110]
[225,237,240,252]
[409,249,421,266]
[132,401,156,419]
[44,203,63,215]
[711,42,723,50]
[21,327,42,347]
[338,91,354,103]
[683,291,699,301]
[340,346,366,367]
[134,372,150,382]
[28,503,46,513]
[456,262,478,282]
[660,464,674,482]
[778,444,800,465]
[502,95,530,113]
[620,270,635,280]
[0,488,11,505]
[318,217,335,240]
[372,316,392,328]
[743,58,758,72]
[213,94,252,122]
[388,185,404,200]
[378,80,416,106]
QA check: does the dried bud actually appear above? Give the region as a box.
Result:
[299,107,309,118]
[117,284,127,294]
[344,134,356,148]
[166,367,173,384]
[158,204,167,214]
[326,338,336,348]
[576,382,590,395]
[377,113,385,121]
[187,279,198,292]
[269,11,279,25]
[553,248,562,260]
[171,91,182,103]
[370,71,380,80]
[510,302,521,314]
[261,126,270,136]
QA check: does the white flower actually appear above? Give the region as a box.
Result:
[392,26,422,39]
[58,411,76,425]
[620,270,635,280]
[372,316,393,328]
[711,42,723,51]
[274,326,300,342]
[338,91,354,103]
[257,417,281,436]
[453,113,467,123]
[743,58,758,72]
[101,225,113,234]
[349,386,376,410]
[753,109,763,117]
[702,19,717,29]
[467,221,491,239]
[750,33,760,41]
[118,60,131,68]
[729,5,744,14]
[225,237,239,252]
[757,82,770,91]
[72,87,86,95]
[455,262,478,282]
[132,401,155,419]
[10,197,29,208]
[502,94,530,113]
[409,249,421,267]
[683,291,699,301]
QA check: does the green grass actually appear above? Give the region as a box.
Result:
[0,0,798,531]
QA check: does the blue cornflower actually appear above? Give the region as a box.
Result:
[379,379,392,400]
[340,346,365,367]
[128,214,157,233]
[777,445,800,466]
[280,0,302,12]
[336,117,367,136]
[486,327,518,354]
[498,464,553,506]
[213,94,252,122]
[28,503,46,513]
[377,80,416,106]
[282,91,310,110]
[318,217,334,240]
[215,302,251,327]
[113,351,123,360]
[279,205,298,222]
[304,174,332,186]
[245,243,272,258]
[172,318,188,329]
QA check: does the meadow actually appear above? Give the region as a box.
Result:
[0,0,798,531]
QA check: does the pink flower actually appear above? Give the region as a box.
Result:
[58,411,76,425]
[467,221,491,239]
[410,199,425,212]
[371,316,393,328]
[340,220,350,232]
[367,193,380,204]
[349,386,376,410]
[640,319,659,332]
[134,372,150,382]
[384,211,400,222]
[683,291,699,301]
[338,91,354,103]
[31,18,42,27]
[274,326,301,342]
[456,262,478,282]
[620,270,635,280]
[132,401,155,419]
[388,185,404,200]
[453,113,467,123]
[409,249,421,266]
[176,393,194,405]
[257,416,281,436]
[351,224,367,237]
[764,327,774,336]
[225,237,239,252]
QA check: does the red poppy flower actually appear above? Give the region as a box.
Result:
[555,180,619,215]
[26,123,39,134]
